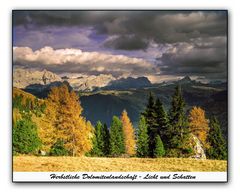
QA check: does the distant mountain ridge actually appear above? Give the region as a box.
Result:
[13,67,152,91]
[103,76,152,90]
[66,74,115,91]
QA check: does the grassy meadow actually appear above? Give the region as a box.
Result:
[13,156,227,172]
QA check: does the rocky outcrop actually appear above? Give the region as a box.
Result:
[13,68,115,91]
[13,68,62,88]
[190,133,206,160]
[67,74,115,91]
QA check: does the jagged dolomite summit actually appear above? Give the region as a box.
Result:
[13,68,62,88]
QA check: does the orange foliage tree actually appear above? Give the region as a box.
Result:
[189,106,210,149]
[32,100,57,152]
[47,84,93,156]
[121,110,136,156]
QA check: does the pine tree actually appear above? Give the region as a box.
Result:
[47,84,93,156]
[189,106,210,149]
[142,92,158,157]
[168,85,192,157]
[154,135,165,157]
[109,116,125,156]
[121,110,136,156]
[102,123,110,156]
[89,135,99,156]
[206,117,227,160]
[89,130,101,156]
[136,116,149,157]
[49,139,69,156]
[154,98,171,149]
[90,121,105,156]
[13,119,41,154]
[169,85,187,138]
[95,121,105,155]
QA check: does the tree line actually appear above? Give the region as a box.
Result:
[13,84,227,160]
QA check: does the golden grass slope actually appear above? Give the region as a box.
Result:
[13,87,45,105]
[13,156,227,172]
[13,87,36,101]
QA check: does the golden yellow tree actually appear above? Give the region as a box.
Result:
[47,84,93,156]
[29,86,62,152]
[121,109,136,156]
[189,106,210,148]
[31,100,57,152]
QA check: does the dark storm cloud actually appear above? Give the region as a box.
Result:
[13,11,122,27]
[104,35,149,50]
[13,10,227,44]
[158,37,227,80]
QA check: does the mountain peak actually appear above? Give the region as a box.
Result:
[13,68,62,88]
[178,76,192,84]
[104,76,151,90]
[182,75,191,81]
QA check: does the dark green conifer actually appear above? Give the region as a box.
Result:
[90,121,105,156]
[102,123,110,156]
[168,85,192,157]
[13,119,41,154]
[109,116,125,156]
[154,98,170,150]
[142,93,158,157]
[136,115,149,157]
[154,135,165,157]
[206,117,227,160]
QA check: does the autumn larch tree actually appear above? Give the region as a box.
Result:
[189,106,210,149]
[47,84,93,156]
[206,116,227,160]
[136,115,149,157]
[32,98,57,152]
[109,116,125,156]
[121,110,136,156]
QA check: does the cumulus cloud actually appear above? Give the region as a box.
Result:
[13,46,157,78]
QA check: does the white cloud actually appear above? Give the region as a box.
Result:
[13,46,157,78]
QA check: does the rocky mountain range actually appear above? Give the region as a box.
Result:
[66,74,116,91]
[13,68,152,91]
[13,68,62,88]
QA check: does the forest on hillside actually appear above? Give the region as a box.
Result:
[13,84,227,160]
